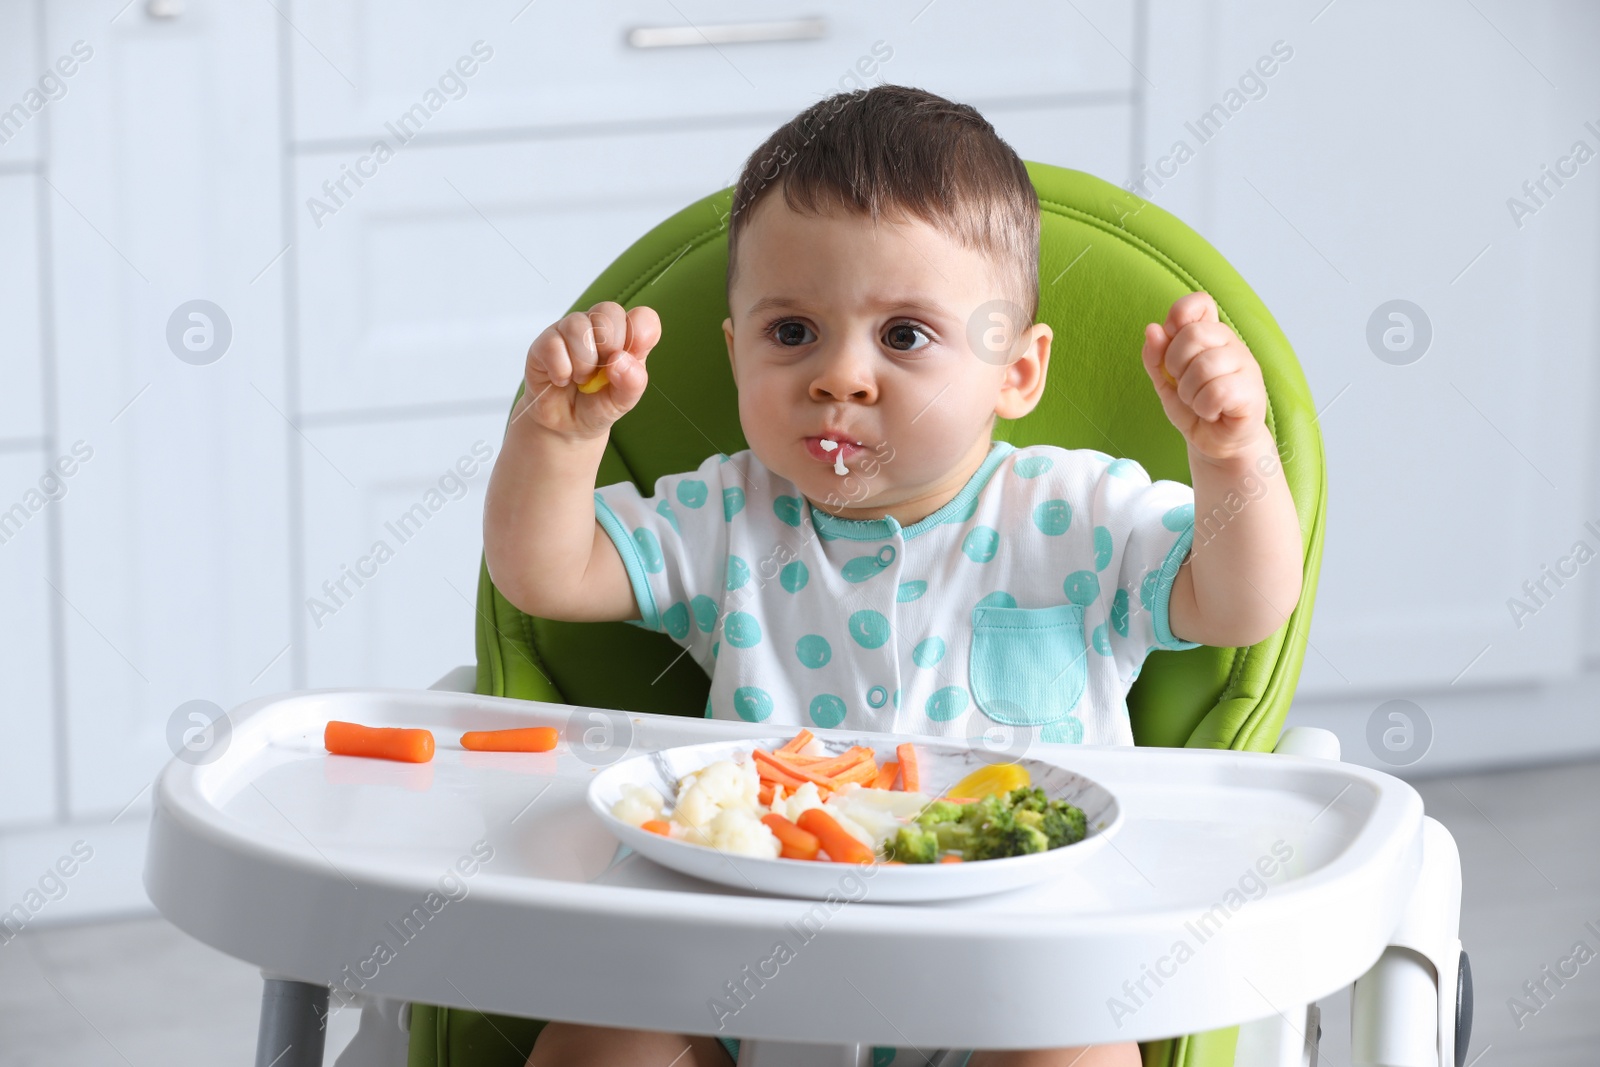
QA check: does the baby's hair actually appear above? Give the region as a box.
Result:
[726,84,1040,324]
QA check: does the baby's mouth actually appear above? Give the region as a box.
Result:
[803,436,865,471]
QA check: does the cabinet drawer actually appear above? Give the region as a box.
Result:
[287,1,1137,142]
[293,120,771,416]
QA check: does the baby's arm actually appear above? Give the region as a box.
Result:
[1140,292,1304,647]
[483,301,661,622]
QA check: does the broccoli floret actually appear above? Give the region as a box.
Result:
[916,800,966,828]
[970,821,1050,860]
[882,826,941,863]
[1007,786,1050,813]
[932,821,974,853]
[1040,800,1088,847]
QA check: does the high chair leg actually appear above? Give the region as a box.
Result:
[256,977,330,1067]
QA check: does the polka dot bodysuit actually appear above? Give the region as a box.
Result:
[593,439,1201,746]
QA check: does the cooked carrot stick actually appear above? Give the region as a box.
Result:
[939,853,963,863]
[873,760,900,790]
[776,729,815,756]
[325,721,434,763]
[896,742,920,792]
[760,813,821,860]
[753,749,839,792]
[788,746,873,777]
[755,760,810,792]
[460,726,558,752]
[796,809,874,864]
[757,781,775,806]
[828,760,880,787]
[641,819,672,836]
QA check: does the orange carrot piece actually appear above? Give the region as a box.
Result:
[790,746,874,778]
[776,729,815,756]
[753,748,839,792]
[460,726,558,752]
[796,809,874,865]
[641,819,672,836]
[896,742,920,792]
[873,760,900,790]
[325,721,434,763]
[939,853,963,863]
[755,760,809,792]
[828,760,880,787]
[758,781,775,806]
[761,813,821,860]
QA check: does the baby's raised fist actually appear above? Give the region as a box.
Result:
[520,302,662,441]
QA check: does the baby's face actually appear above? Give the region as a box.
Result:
[722,194,1050,521]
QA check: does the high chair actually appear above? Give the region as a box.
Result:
[397,162,1470,1066]
[139,162,1472,1067]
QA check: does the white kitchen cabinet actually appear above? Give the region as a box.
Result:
[285,0,1137,144]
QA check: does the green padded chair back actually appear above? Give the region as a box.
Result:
[429,162,1327,1067]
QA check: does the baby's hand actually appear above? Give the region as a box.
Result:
[519,301,661,441]
[1140,291,1268,462]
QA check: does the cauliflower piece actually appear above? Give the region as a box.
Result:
[707,807,781,858]
[610,783,665,827]
[778,781,825,823]
[674,759,760,831]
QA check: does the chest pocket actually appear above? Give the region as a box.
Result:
[968,603,1088,726]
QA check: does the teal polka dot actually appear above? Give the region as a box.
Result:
[1013,455,1054,479]
[676,479,708,508]
[1064,570,1101,606]
[704,694,712,716]
[974,590,1017,611]
[848,609,891,649]
[1107,458,1145,480]
[773,495,803,527]
[712,641,719,659]
[1163,503,1194,531]
[717,453,730,463]
[1094,526,1113,571]
[633,528,663,573]
[1089,450,1114,464]
[1111,588,1130,637]
[1139,569,1160,610]
[913,636,945,667]
[866,686,888,708]
[1032,499,1071,536]
[723,487,745,521]
[795,634,831,669]
[724,611,762,648]
[951,493,982,522]
[842,554,889,583]
[662,601,690,640]
[1042,716,1084,744]
[1091,622,1113,655]
[892,688,900,708]
[926,686,968,722]
[726,555,750,591]
[734,686,773,722]
[897,580,927,602]
[779,561,809,593]
[690,594,719,634]
[962,526,999,563]
[656,499,680,534]
[809,694,847,728]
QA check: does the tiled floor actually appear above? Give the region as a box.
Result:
[1,759,1596,1066]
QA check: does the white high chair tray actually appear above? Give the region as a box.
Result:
[145,688,1424,1050]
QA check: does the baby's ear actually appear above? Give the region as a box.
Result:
[994,321,1052,420]
[722,317,737,383]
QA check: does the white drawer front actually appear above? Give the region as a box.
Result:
[287,1,1137,142]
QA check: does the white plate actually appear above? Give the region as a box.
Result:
[587,733,1124,902]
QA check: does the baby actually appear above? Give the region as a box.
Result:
[484,85,1302,1067]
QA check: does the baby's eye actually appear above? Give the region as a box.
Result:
[884,322,931,352]
[770,320,816,347]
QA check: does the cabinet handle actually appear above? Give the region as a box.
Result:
[626,17,828,49]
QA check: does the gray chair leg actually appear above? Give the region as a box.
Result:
[256,977,330,1067]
